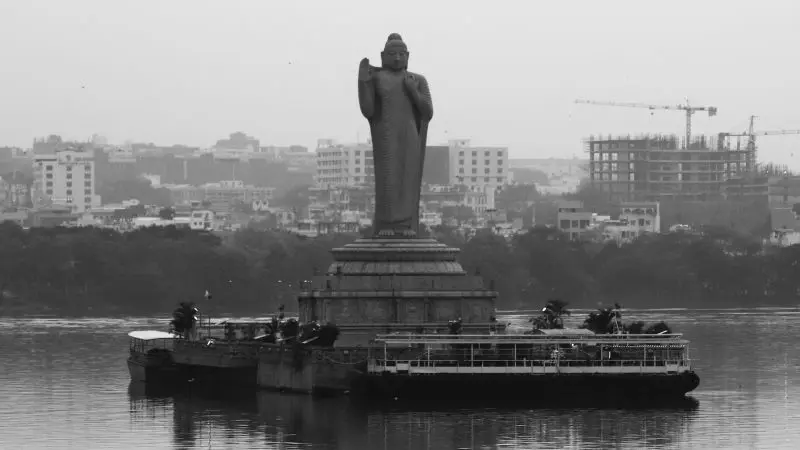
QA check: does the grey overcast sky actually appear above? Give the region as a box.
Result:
[1,0,799,167]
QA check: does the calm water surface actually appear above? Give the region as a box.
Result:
[0,310,799,449]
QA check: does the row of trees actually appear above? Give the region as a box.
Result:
[529,299,672,334]
[0,221,798,316]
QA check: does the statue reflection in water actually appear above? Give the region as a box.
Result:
[128,383,699,449]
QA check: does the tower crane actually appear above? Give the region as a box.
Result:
[718,115,800,172]
[574,99,718,147]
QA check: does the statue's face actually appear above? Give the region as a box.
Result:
[381,43,409,71]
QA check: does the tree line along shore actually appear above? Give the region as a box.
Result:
[0,222,797,317]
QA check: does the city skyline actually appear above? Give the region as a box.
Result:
[2,1,799,167]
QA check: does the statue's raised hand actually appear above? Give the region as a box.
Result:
[359,58,373,81]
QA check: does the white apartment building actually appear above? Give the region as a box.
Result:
[315,139,374,188]
[33,149,100,213]
[448,139,509,191]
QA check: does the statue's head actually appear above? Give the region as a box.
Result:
[381,33,409,71]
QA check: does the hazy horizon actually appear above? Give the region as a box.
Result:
[2,1,799,167]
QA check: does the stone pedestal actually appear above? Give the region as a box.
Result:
[298,238,500,346]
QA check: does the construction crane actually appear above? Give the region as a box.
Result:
[574,99,718,147]
[718,115,800,171]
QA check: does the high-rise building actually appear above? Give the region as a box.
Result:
[587,134,750,202]
[448,139,510,190]
[32,149,100,213]
[314,139,374,188]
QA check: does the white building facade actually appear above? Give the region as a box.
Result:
[448,139,509,191]
[33,149,100,213]
[315,139,374,188]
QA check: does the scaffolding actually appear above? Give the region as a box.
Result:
[586,134,751,202]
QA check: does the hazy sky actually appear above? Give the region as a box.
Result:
[2,1,799,167]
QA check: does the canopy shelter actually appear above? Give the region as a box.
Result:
[128,330,178,341]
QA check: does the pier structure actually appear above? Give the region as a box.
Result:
[358,332,699,399]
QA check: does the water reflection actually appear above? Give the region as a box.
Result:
[1,311,798,449]
[129,384,699,449]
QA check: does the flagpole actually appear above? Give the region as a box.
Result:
[205,290,211,338]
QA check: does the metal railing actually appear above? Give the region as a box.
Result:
[373,333,689,346]
[367,357,692,374]
[371,358,690,368]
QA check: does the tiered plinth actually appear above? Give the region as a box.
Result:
[298,237,500,346]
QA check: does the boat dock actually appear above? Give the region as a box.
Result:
[368,333,692,375]
[358,333,699,399]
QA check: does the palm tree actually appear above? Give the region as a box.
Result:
[530,299,571,330]
[580,303,623,334]
[170,302,198,337]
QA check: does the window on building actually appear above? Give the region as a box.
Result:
[498,168,503,173]
[66,190,72,195]
[355,150,361,156]
[496,177,503,182]
[66,166,72,171]
[472,160,477,165]
[46,189,52,195]
[66,174,72,180]
[497,151,503,157]
[497,160,503,166]
[472,151,477,156]
[46,173,52,179]
[85,181,91,188]
[484,160,490,165]
[459,151,464,156]
[355,167,361,173]
[46,181,53,187]
[46,165,53,171]
[84,197,91,204]
[66,182,72,187]
[459,160,464,165]
[559,219,570,229]
[458,168,464,174]
[470,177,477,182]
[471,168,477,174]
[85,173,91,179]
[484,177,490,182]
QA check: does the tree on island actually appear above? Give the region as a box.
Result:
[581,303,624,334]
[580,304,673,335]
[170,302,199,336]
[530,299,571,330]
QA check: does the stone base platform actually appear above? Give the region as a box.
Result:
[297,237,500,346]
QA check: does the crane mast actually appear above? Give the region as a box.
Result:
[717,115,800,172]
[574,99,718,148]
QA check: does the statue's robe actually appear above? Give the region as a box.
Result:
[359,68,433,235]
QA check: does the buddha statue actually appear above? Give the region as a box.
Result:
[358,33,433,237]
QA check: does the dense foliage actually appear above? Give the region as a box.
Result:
[528,300,673,334]
[0,222,798,316]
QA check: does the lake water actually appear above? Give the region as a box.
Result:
[0,310,798,449]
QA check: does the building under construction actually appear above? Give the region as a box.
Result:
[587,134,752,202]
